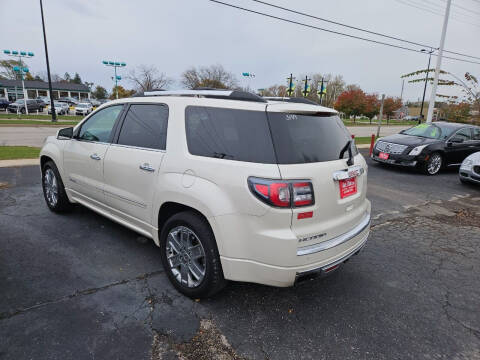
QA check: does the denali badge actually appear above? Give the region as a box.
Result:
[299,232,327,243]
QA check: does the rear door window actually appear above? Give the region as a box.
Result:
[185,106,276,163]
[267,112,357,164]
[117,104,168,150]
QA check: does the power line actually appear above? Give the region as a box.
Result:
[249,0,480,60]
[417,0,480,20]
[395,0,480,28]
[206,0,480,65]
[437,0,480,16]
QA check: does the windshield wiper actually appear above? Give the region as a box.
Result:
[339,140,354,166]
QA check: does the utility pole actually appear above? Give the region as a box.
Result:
[426,0,451,123]
[376,94,385,138]
[420,49,434,123]
[302,75,311,97]
[39,0,56,121]
[400,79,404,103]
[286,73,295,97]
[318,77,328,105]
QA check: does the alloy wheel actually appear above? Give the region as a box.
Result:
[166,226,206,288]
[427,153,442,175]
[43,168,58,206]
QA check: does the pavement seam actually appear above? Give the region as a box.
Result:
[0,269,163,321]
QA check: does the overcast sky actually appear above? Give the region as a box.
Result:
[1,0,479,101]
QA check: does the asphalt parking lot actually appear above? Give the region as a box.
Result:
[1,151,479,360]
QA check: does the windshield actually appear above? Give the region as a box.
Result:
[54,102,63,106]
[267,113,357,164]
[77,103,88,108]
[402,123,454,140]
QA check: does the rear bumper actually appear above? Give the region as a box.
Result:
[219,211,371,287]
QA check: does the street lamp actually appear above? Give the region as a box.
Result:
[3,49,34,115]
[419,48,435,123]
[102,61,126,99]
[242,72,255,91]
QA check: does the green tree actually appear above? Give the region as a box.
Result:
[109,85,135,99]
[63,72,71,83]
[0,59,23,79]
[92,85,108,99]
[71,72,82,84]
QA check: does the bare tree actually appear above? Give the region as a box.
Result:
[181,64,238,89]
[127,65,173,93]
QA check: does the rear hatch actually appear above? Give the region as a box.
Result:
[266,103,369,249]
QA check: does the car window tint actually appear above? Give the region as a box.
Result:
[78,105,122,143]
[454,128,472,141]
[185,106,276,163]
[472,128,480,141]
[117,104,168,150]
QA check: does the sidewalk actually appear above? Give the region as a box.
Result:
[0,158,39,168]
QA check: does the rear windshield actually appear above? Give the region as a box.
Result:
[185,106,276,163]
[267,112,357,164]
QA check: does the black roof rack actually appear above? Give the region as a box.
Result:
[264,97,319,105]
[143,89,267,103]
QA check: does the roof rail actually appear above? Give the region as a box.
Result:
[143,89,267,103]
[264,97,319,105]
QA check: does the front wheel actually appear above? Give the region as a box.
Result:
[422,152,443,175]
[20,108,25,114]
[159,211,226,298]
[42,161,72,212]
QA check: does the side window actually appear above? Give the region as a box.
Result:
[78,105,123,143]
[472,128,480,141]
[117,104,168,150]
[454,128,472,142]
[185,106,277,163]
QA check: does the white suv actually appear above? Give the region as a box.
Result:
[40,90,371,298]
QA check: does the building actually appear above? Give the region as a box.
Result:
[0,79,91,101]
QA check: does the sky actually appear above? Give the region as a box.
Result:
[1,0,479,102]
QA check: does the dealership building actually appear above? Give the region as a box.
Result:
[0,79,91,102]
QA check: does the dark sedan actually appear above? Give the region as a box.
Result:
[371,122,480,175]
[0,98,10,110]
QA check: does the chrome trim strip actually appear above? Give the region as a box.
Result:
[109,143,166,153]
[296,212,370,256]
[332,165,364,180]
[296,231,369,277]
[104,190,147,208]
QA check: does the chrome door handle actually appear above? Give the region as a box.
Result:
[139,163,155,172]
[90,153,101,160]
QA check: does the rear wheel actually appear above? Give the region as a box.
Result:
[42,161,72,213]
[159,211,226,298]
[20,108,25,114]
[422,152,443,175]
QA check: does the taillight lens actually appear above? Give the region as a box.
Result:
[248,177,314,208]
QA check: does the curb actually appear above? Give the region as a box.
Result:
[0,158,39,168]
[0,124,69,128]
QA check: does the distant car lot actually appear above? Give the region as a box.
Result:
[0,153,479,359]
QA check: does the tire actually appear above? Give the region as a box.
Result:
[422,152,443,175]
[41,161,72,213]
[159,211,226,298]
[20,108,25,114]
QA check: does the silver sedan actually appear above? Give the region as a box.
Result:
[459,151,480,185]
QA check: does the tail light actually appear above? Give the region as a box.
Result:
[248,177,314,208]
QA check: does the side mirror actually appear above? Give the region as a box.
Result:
[57,127,73,139]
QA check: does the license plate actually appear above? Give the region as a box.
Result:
[379,152,389,160]
[339,178,357,199]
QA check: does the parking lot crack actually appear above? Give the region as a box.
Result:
[0,269,163,321]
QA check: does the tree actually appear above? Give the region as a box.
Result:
[92,85,108,99]
[259,84,288,97]
[181,64,238,89]
[334,88,367,122]
[109,85,135,99]
[364,94,380,123]
[71,72,82,84]
[382,97,403,120]
[441,102,471,123]
[63,72,71,83]
[127,65,172,93]
[0,59,23,79]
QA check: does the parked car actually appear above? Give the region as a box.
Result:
[0,97,10,110]
[58,97,79,106]
[98,99,110,104]
[371,122,480,175]
[403,115,420,121]
[7,99,44,114]
[48,101,70,115]
[459,151,480,185]
[90,99,101,107]
[35,99,47,109]
[39,90,371,298]
[74,102,93,115]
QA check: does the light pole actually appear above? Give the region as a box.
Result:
[102,61,126,99]
[3,50,34,115]
[241,72,255,91]
[419,48,434,123]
